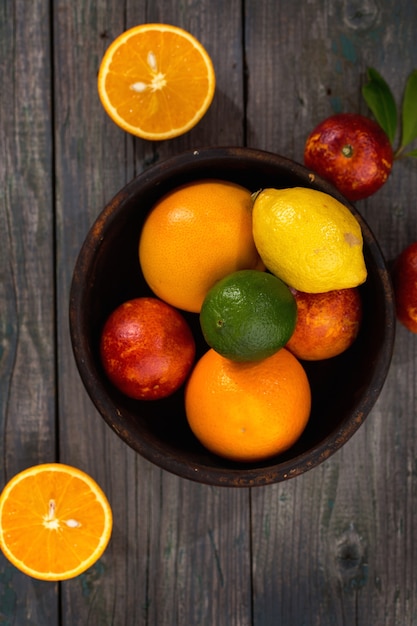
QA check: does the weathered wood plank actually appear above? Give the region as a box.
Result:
[54,1,252,624]
[245,1,417,624]
[3,0,417,623]
[0,0,59,623]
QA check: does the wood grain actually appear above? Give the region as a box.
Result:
[245,1,417,624]
[0,0,59,623]
[53,1,251,624]
[1,0,417,624]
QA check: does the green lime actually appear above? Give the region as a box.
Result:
[200,269,297,362]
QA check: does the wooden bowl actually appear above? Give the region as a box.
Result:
[69,146,395,487]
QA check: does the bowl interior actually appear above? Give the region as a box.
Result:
[69,147,395,487]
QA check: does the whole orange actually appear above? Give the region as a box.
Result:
[100,297,195,400]
[286,288,362,360]
[185,348,311,462]
[304,113,393,201]
[138,179,264,313]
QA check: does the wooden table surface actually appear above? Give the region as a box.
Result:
[2,1,417,624]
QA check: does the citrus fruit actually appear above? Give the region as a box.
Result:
[304,113,393,201]
[200,269,297,362]
[252,186,367,293]
[139,179,265,313]
[97,23,215,140]
[286,287,362,360]
[392,242,417,333]
[100,297,196,400]
[185,348,311,462]
[0,463,112,581]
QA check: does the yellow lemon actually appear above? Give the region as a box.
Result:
[252,187,367,293]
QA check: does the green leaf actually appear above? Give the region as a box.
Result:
[400,69,417,149]
[361,67,397,145]
[404,148,417,158]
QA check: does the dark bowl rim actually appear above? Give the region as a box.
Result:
[69,145,396,487]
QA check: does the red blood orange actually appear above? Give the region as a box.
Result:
[286,288,362,360]
[100,297,196,400]
[392,242,417,333]
[304,113,393,201]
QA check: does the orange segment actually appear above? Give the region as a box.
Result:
[97,23,216,140]
[0,463,113,581]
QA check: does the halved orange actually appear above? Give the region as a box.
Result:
[0,463,113,581]
[97,23,216,140]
